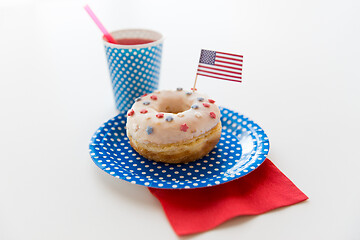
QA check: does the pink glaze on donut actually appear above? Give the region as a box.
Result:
[126,89,221,144]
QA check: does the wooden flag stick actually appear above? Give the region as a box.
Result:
[192,74,198,92]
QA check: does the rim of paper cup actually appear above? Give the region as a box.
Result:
[103,29,164,49]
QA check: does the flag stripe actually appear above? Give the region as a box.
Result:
[214,63,242,71]
[216,53,243,61]
[216,55,244,62]
[215,59,243,66]
[197,69,242,79]
[216,51,244,58]
[198,64,242,75]
[197,73,242,83]
[216,59,243,66]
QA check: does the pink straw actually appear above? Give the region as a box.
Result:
[84,4,117,44]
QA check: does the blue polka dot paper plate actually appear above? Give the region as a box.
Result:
[89,107,270,189]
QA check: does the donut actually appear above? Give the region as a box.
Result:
[126,88,222,164]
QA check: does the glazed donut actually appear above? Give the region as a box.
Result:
[126,88,222,164]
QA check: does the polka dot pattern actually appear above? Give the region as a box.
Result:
[89,107,270,189]
[104,43,163,111]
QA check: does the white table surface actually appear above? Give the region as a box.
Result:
[1,0,360,239]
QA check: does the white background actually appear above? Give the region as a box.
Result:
[1,0,359,239]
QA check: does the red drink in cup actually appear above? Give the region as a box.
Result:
[114,38,154,45]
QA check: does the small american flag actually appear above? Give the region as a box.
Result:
[197,49,243,82]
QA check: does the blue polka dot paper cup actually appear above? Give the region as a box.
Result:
[103,29,164,111]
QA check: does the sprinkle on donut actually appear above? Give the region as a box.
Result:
[203,103,210,108]
[156,113,164,118]
[165,116,174,122]
[180,123,189,132]
[197,97,204,102]
[140,109,148,114]
[142,93,148,97]
[210,112,216,119]
[176,87,183,91]
[146,126,153,134]
[208,99,215,103]
[191,104,199,109]
[128,109,135,116]
[150,95,157,100]
[135,97,141,102]
[143,101,150,105]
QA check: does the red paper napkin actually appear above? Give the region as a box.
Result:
[149,158,308,236]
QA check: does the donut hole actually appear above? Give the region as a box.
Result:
[155,95,192,114]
